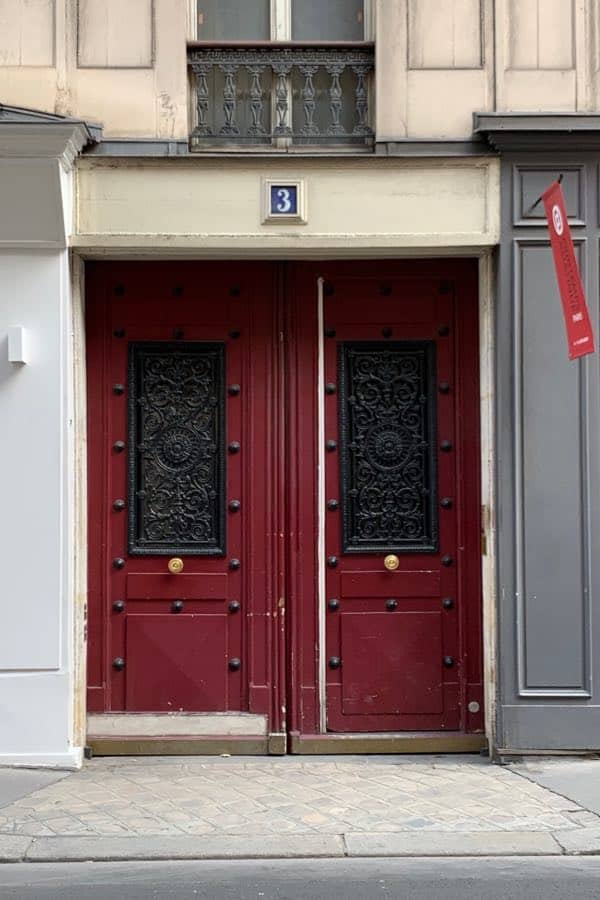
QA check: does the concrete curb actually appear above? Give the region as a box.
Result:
[343,831,561,857]
[1,829,600,863]
[23,834,345,863]
[553,826,600,855]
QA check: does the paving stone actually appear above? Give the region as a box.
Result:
[0,756,595,844]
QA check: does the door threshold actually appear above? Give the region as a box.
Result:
[87,733,287,757]
[289,733,487,755]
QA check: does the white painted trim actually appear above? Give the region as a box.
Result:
[71,254,88,753]
[317,276,327,733]
[0,749,83,770]
[187,0,197,41]
[479,251,497,751]
[273,0,291,40]
[364,0,375,40]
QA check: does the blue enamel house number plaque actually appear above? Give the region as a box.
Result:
[270,185,298,216]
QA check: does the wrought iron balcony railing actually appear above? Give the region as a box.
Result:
[188,43,375,150]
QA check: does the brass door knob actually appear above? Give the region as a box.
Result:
[168,557,184,574]
[384,554,400,571]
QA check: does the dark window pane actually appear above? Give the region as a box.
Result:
[128,342,226,556]
[197,0,269,40]
[339,341,438,554]
[292,0,364,40]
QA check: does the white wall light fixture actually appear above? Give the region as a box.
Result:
[8,327,28,365]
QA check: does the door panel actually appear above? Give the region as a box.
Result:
[340,612,443,716]
[324,275,462,732]
[87,262,279,722]
[125,614,227,711]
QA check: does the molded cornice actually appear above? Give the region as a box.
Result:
[0,105,101,171]
[474,113,600,152]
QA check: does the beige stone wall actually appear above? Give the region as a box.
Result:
[74,156,499,250]
[0,0,596,140]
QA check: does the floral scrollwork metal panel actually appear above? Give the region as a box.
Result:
[338,341,438,553]
[128,342,226,555]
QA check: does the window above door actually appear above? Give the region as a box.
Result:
[188,0,374,152]
[196,0,368,42]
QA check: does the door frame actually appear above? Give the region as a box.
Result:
[74,254,496,755]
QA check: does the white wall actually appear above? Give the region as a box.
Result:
[0,249,79,767]
[0,124,86,768]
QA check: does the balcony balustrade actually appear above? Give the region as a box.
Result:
[188,43,375,151]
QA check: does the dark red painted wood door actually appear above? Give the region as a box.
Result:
[87,263,281,718]
[322,272,482,732]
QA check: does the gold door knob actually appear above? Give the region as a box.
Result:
[168,557,184,574]
[384,554,400,571]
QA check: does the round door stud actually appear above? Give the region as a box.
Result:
[442,597,454,610]
[171,600,184,613]
[113,499,126,512]
[228,500,241,513]
[440,497,453,509]
[113,384,125,396]
[386,598,399,611]
[229,558,241,571]
[438,382,450,394]
[325,328,336,338]
[229,658,242,671]
[438,325,450,336]
[112,600,125,613]
[327,556,338,568]
[443,656,454,668]
[113,440,126,453]
[327,499,339,511]
[112,557,126,570]
[113,328,125,339]
[325,383,336,395]
[229,329,241,340]
[441,555,454,567]
[168,557,184,575]
[228,601,241,614]
[440,440,453,453]
[382,327,393,338]
[112,657,125,670]
[228,441,241,454]
[228,384,241,396]
[173,328,185,341]
[328,598,340,611]
[326,440,337,452]
[328,656,341,669]
[384,554,400,571]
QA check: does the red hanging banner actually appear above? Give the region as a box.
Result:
[542,181,595,360]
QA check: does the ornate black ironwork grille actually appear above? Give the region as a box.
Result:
[128,342,226,556]
[338,342,438,554]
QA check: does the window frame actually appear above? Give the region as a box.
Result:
[189,0,374,42]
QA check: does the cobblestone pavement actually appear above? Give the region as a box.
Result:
[0,756,598,839]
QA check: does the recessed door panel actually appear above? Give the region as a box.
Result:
[340,612,443,716]
[125,615,227,712]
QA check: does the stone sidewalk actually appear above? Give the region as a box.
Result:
[1,755,600,862]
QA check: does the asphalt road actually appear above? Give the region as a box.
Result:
[1,857,600,899]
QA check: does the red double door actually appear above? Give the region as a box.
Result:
[87,261,483,739]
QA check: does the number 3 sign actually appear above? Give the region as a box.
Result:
[263,179,307,224]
